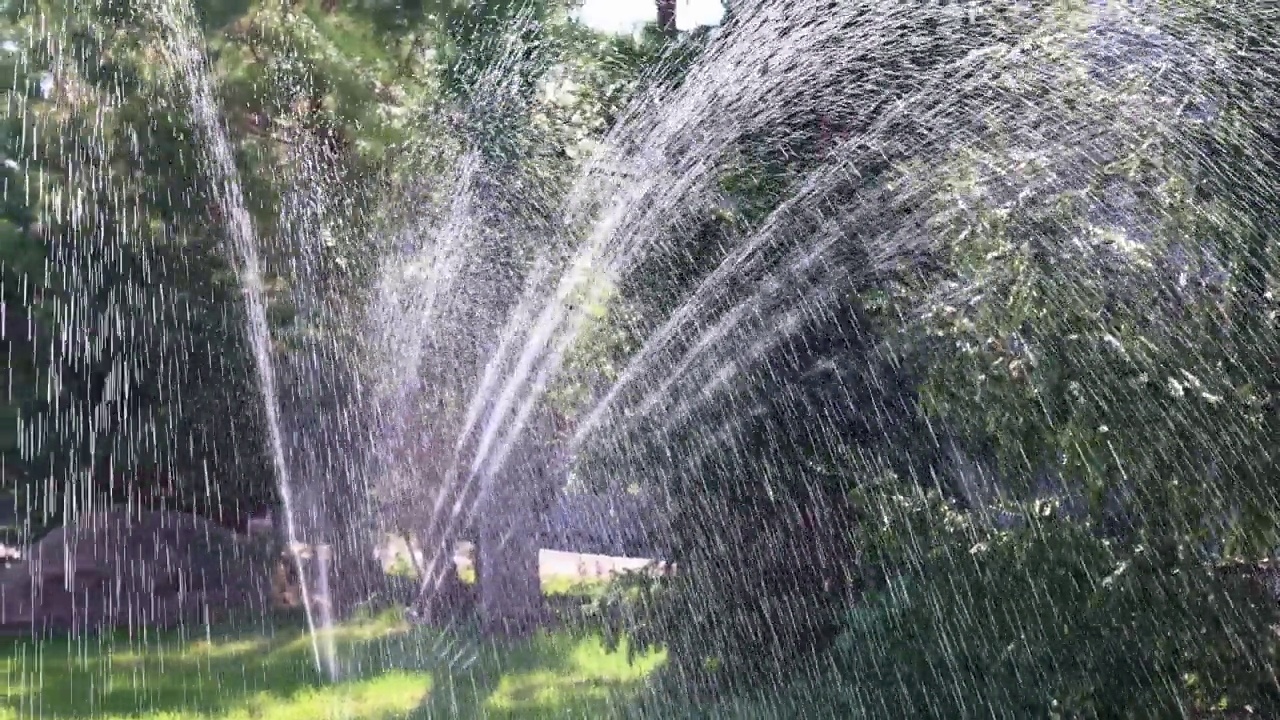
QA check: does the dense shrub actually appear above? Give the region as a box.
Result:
[593,494,862,700]
[819,500,1280,719]
[616,491,1280,719]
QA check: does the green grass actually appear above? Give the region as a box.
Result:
[540,576,609,599]
[0,609,665,719]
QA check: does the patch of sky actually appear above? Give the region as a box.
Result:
[574,0,725,34]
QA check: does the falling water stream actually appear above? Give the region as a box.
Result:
[153,0,336,680]
[14,0,1266,711]
[179,0,1272,683]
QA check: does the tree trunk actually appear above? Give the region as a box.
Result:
[656,0,677,33]
[325,518,387,616]
[478,481,543,637]
[475,411,565,638]
[414,533,475,625]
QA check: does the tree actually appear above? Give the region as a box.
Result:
[207,0,448,615]
[580,0,1042,691]
[587,0,1280,703]
[656,0,676,34]
[0,0,276,530]
[344,0,639,632]
[907,1,1280,554]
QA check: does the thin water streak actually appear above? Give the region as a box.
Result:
[153,0,335,681]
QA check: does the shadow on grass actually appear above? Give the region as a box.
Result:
[410,628,658,719]
[0,605,662,719]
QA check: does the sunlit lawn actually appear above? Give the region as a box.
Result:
[0,591,664,719]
